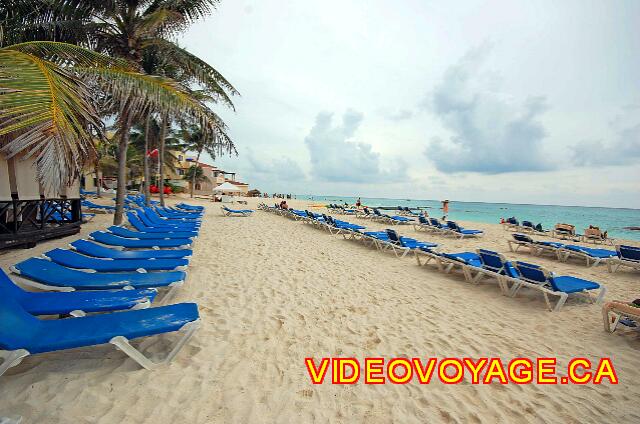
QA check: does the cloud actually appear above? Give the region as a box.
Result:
[304,109,407,183]
[424,47,553,174]
[386,109,414,121]
[571,122,640,166]
[245,150,306,181]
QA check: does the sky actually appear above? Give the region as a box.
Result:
[179,0,640,208]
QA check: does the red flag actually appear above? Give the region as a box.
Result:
[147,149,159,158]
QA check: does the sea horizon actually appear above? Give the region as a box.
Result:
[296,194,640,241]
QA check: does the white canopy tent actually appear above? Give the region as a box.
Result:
[212,182,243,203]
[212,182,243,193]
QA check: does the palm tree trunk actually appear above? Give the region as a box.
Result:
[143,113,151,206]
[158,114,167,207]
[190,150,202,198]
[94,159,101,198]
[113,110,134,225]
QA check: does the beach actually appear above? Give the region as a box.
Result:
[1,196,639,423]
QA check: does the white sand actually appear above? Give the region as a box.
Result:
[0,196,638,423]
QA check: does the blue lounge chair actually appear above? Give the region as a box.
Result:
[507,233,564,257]
[69,239,193,260]
[155,207,202,220]
[510,261,606,311]
[372,209,413,224]
[384,229,438,258]
[139,208,200,230]
[127,212,199,236]
[413,215,435,232]
[42,248,189,272]
[143,207,201,223]
[177,203,204,211]
[82,200,116,213]
[445,221,484,239]
[428,218,452,235]
[89,231,192,249]
[607,245,640,273]
[0,269,156,316]
[0,296,200,376]
[321,215,365,236]
[464,249,520,294]
[416,250,481,280]
[221,206,254,217]
[11,258,187,292]
[557,244,617,267]
[107,226,196,240]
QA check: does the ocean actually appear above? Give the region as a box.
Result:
[296,195,640,241]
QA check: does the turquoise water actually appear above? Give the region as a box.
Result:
[296,195,640,241]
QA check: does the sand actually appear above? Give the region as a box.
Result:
[0,196,638,423]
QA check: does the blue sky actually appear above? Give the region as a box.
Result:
[179,0,640,208]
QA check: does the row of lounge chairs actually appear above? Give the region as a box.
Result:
[355,207,415,224]
[413,216,484,239]
[504,219,613,244]
[0,199,206,377]
[261,205,606,312]
[507,233,639,271]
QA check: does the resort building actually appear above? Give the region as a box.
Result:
[80,149,249,195]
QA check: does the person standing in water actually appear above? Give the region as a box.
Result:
[442,199,449,220]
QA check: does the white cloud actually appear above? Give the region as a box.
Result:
[304,110,408,183]
[424,47,553,174]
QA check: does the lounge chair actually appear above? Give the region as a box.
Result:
[89,231,192,249]
[140,208,200,230]
[69,239,193,260]
[445,221,483,238]
[221,206,254,217]
[465,249,519,294]
[127,212,199,236]
[413,215,435,232]
[323,215,365,236]
[414,250,481,280]
[42,248,189,272]
[1,269,156,316]
[176,203,204,212]
[107,226,196,240]
[427,218,452,235]
[602,301,640,332]
[581,227,611,245]
[155,207,202,220]
[82,200,116,213]
[607,245,640,273]
[556,244,616,266]
[510,261,606,311]
[507,233,564,257]
[10,258,187,292]
[0,296,200,376]
[384,229,438,258]
[551,223,576,239]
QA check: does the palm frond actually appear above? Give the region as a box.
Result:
[144,38,238,109]
[80,66,236,155]
[0,47,99,190]
[4,41,131,69]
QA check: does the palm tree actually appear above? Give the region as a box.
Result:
[0,41,235,224]
[181,123,218,198]
[183,165,208,191]
[3,0,238,221]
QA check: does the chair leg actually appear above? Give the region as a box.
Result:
[109,319,200,370]
[595,287,607,304]
[0,349,30,377]
[552,293,569,312]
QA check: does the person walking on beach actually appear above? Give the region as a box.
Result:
[356,197,361,207]
[441,199,449,220]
